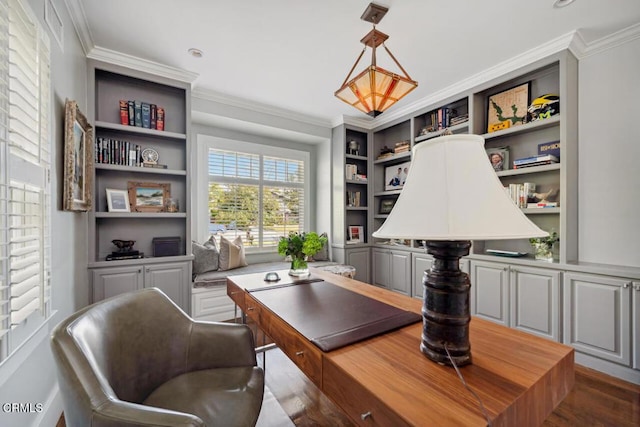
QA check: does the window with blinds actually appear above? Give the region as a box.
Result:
[0,0,51,360]
[208,148,306,250]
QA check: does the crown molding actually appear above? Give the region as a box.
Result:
[63,0,93,55]
[368,31,579,129]
[579,22,640,59]
[86,46,199,84]
[192,88,333,129]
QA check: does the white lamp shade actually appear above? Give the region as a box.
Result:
[372,134,548,240]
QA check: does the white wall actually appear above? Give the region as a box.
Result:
[578,36,640,267]
[0,1,88,426]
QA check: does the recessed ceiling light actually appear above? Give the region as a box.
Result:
[553,0,576,8]
[188,48,203,58]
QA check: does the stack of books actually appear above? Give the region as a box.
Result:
[394,140,410,154]
[449,113,469,126]
[513,154,559,169]
[119,100,165,131]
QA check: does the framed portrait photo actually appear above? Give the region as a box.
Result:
[486,146,510,172]
[384,161,411,191]
[63,99,94,212]
[127,182,170,212]
[487,82,530,133]
[106,189,130,212]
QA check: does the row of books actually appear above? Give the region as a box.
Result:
[95,137,142,167]
[119,100,165,131]
[346,191,363,207]
[513,154,559,169]
[418,108,467,135]
[505,182,537,209]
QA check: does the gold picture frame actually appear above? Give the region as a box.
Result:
[127,182,170,212]
[487,82,530,133]
[63,99,94,212]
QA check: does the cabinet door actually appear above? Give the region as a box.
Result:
[412,253,433,299]
[389,250,410,295]
[346,247,370,284]
[144,262,190,313]
[372,249,390,289]
[634,281,640,370]
[564,272,631,366]
[92,266,143,302]
[510,266,561,341]
[470,261,509,326]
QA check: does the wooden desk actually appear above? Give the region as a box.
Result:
[227,268,574,427]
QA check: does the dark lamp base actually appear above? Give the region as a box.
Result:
[420,240,472,366]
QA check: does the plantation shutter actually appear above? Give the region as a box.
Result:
[208,148,306,249]
[0,0,51,347]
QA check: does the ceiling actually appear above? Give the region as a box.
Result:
[73,0,640,126]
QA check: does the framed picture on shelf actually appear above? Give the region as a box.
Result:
[347,225,364,244]
[105,189,130,212]
[384,161,411,191]
[63,99,94,212]
[379,198,396,214]
[127,182,170,212]
[486,146,510,172]
[487,82,529,133]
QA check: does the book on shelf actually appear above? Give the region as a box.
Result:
[127,100,135,126]
[505,182,536,208]
[119,100,128,125]
[142,162,168,169]
[157,107,165,131]
[377,152,394,160]
[150,104,157,129]
[527,202,558,208]
[513,154,559,166]
[141,102,151,128]
[106,252,145,261]
[95,137,142,166]
[134,100,143,127]
[537,140,560,159]
[347,191,362,207]
[513,160,558,169]
[345,163,357,180]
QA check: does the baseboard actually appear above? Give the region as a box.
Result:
[575,352,640,386]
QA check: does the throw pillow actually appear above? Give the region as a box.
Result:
[219,235,248,271]
[310,232,330,261]
[192,239,219,274]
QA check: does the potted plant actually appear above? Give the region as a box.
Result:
[529,231,559,262]
[278,231,328,276]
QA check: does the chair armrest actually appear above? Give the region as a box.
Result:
[92,399,204,427]
[186,321,258,371]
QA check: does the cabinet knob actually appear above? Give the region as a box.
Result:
[295,351,304,357]
[623,281,631,289]
[633,282,640,291]
[361,411,372,421]
[247,307,255,311]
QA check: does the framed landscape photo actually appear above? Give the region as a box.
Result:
[384,161,411,191]
[127,182,170,212]
[106,189,130,212]
[379,198,396,214]
[487,82,529,133]
[63,99,94,212]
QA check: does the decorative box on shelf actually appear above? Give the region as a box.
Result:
[152,236,182,257]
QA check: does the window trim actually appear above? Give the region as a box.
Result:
[195,135,310,253]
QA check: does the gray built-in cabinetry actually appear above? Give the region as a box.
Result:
[87,60,192,312]
[332,49,640,384]
[331,125,372,283]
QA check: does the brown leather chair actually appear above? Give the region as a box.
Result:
[51,287,264,426]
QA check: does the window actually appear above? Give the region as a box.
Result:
[206,140,308,251]
[0,0,51,361]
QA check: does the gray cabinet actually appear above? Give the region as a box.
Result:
[92,261,190,312]
[346,247,371,283]
[471,260,561,340]
[471,261,510,326]
[372,248,411,295]
[411,252,433,299]
[510,265,561,341]
[564,272,632,366]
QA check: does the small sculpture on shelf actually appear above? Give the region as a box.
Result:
[107,239,143,261]
[347,140,360,156]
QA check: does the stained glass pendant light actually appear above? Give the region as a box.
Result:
[335,3,418,117]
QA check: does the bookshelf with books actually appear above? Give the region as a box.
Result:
[331,124,371,283]
[87,60,192,312]
[471,51,578,265]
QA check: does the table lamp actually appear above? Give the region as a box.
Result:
[372,134,547,366]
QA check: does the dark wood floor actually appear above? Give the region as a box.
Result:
[259,346,640,427]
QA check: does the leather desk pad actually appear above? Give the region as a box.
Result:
[249,280,421,351]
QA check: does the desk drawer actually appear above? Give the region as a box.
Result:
[243,294,264,324]
[323,358,409,427]
[227,281,246,308]
[264,310,323,387]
